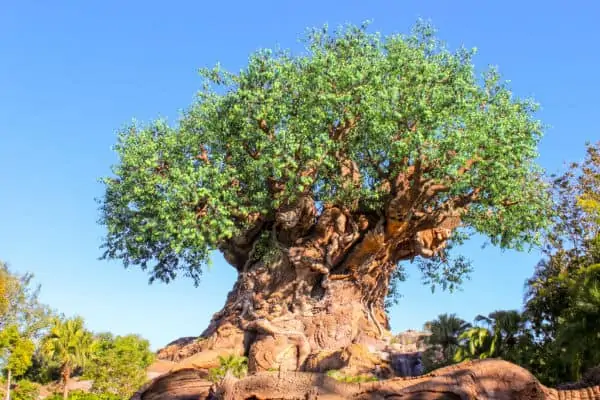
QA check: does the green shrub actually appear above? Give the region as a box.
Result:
[46,390,123,400]
[207,355,248,383]
[12,380,40,400]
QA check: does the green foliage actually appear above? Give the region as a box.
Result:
[576,142,600,225]
[454,310,527,363]
[384,265,407,311]
[11,380,40,400]
[85,333,154,398]
[41,316,94,399]
[22,351,61,385]
[0,262,53,339]
[100,21,549,285]
[0,261,156,398]
[554,262,600,381]
[325,370,378,383]
[454,327,494,362]
[521,142,600,384]
[46,390,122,400]
[416,236,473,294]
[207,355,248,383]
[42,316,94,374]
[431,144,600,386]
[424,313,471,362]
[0,325,35,378]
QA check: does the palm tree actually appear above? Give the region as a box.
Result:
[424,313,471,361]
[208,355,248,383]
[474,309,525,359]
[41,317,94,400]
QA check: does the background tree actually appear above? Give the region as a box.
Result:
[554,260,600,381]
[454,310,528,363]
[99,22,550,372]
[0,268,9,322]
[21,350,61,386]
[0,263,52,339]
[0,326,35,400]
[525,143,600,334]
[0,263,53,400]
[424,313,471,362]
[41,317,94,400]
[475,310,525,359]
[523,142,600,384]
[576,143,600,225]
[85,333,154,399]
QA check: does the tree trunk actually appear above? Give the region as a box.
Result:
[5,369,11,400]
[62,366,71,400]
[201,256,392,373]
[162,200,459,375]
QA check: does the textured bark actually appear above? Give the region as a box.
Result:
[62,366,72,400]
[159,186,466,373]
[136,359,600,400]
[156,150,484,375]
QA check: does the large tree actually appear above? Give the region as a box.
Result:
[99,23,549,372]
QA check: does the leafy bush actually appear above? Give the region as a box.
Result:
[207,355,248,383]
[11,380,40,400]
[46,390,123,400]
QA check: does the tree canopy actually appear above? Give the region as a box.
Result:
[0,263,51,338]
[41,317,95,399]
[0,325,35,379]
[85,333,154,398]
[100,22,549,285]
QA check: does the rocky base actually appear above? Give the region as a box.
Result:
[135,359,600,400]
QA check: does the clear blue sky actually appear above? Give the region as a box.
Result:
[1,0,598,350]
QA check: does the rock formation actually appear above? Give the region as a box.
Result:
[155,330,432,379]
[134,358,600,400]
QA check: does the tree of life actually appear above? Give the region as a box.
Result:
[99,23,549,373]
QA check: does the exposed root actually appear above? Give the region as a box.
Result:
[367,302,384,339]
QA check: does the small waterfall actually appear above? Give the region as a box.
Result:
[389,330,430,377]
[391,352,423,377]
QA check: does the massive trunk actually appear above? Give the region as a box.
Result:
[200,254,393,373]
[161,193,460,374]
